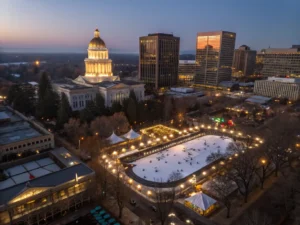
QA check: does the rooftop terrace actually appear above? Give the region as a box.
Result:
[0,108,43,146]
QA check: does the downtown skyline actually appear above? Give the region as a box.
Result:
[1,0,300,53]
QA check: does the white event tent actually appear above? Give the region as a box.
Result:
[106,132,125,145]
[184,192,217,215]
[122,129,140,140]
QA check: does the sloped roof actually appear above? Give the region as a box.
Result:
[185,192,216,210]
[106,132,125,144]
[0,163,94,206]
[122,129,140,140]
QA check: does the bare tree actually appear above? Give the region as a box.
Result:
[154,173,178,225]
[206,150,224,164]
[255,154,272,189]
[263,114,298,177]
[63,118,88,144]
[209,175,234,218]
[163,97,173,121]
[168,171,183,182]
[226,143,259,203]
[109,162,129,219]
[90,116,113,137]
[240,210,272,225]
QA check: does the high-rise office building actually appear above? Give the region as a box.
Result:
[139,33,180,89]
[232,45,256,77]
[259,46,300,77]
[195,31,236,87]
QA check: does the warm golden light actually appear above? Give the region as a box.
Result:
[180,184,184,189]
[35,60,40,66]
[261,159,266,164]
[137,185,141,189]
[128,179,133,184]
[147,190,152,195]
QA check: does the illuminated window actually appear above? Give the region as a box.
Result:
[59,190,65,197]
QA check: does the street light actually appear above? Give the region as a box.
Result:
[147,190,152,196]
[78,137,84,150]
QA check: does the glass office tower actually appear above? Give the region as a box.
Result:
[139,33,180,89]
[195,31,236,87]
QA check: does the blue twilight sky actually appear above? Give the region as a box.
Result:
[1,0,300,53]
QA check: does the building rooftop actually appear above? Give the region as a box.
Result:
[53,79,94,90]
[246,95,271,105]
[197,31,236,36]
[97,80,143,88]
[266,77,300,84]
[261,47,300,54]
[147,33,175,37]
[0,147,94,206]
[0,107,44,146]
[28,81,39,86]
[179,60,196,64]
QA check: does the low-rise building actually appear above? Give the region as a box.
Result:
[0,106,54,160]
[53,79,97,111]
[178,60,196,86]
[254,77,300,100]
[0,147,95,225]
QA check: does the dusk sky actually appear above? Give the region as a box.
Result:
[1,0,300,54]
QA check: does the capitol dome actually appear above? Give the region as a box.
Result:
[88,29,106,48]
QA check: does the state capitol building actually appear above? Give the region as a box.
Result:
[53,29,144,111]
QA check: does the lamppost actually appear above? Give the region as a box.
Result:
[260,159,267,189]
[180,184,185,195]
[78,137,84,150]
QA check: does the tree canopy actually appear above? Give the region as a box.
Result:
[56,93,72,129]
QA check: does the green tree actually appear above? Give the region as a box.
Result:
[13,87,35,115]
[110,101,122,113]
[95,93,106,115]
[163,97,173,121]
[56,93,72,129]
[80,100,97,123]
[7,84,36,115]
[6,84,21,105]
[38,72,52,100]
[129,90,137,102]
[126,98,137,124]
[43,89,60,118]
[36,72,59,119]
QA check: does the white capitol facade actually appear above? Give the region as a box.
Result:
[53,29,144,110]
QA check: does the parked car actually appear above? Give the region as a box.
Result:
[130,199,137,206]
[150,205,157,212]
